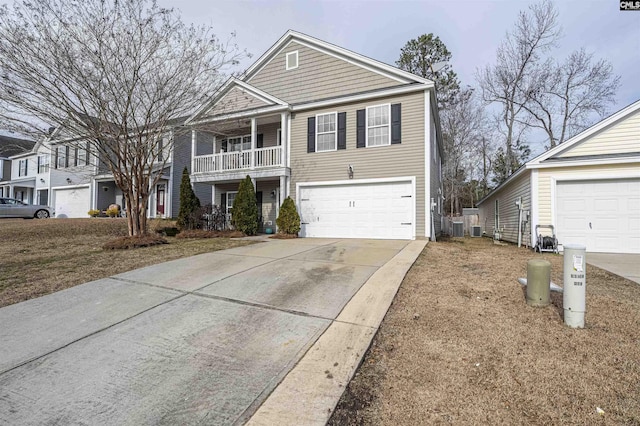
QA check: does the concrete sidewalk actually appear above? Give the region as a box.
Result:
[0,237,425,425]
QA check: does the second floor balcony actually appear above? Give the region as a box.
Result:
[193,145,284,174]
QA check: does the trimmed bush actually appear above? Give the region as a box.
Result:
[105,207,119,217]
[177,167,201,230]
[276,196,300,235]
[88,209,100,217]
[231,175,258,235]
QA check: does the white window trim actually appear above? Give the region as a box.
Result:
[365,103,391,148]
[286,50,299,70]
[37,154,49,174]
[226,191,237,212]
[226,135,252,152]
[315,112,338,152]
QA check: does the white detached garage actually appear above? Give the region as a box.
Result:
[298,177,416,240]
[478,99,640,254]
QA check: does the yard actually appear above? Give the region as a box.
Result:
[0,218,253,308]
[330,237,640,425]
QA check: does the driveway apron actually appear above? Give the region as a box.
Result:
[0,238,409,425]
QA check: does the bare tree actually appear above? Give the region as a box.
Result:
[477,0,560,176]
[519,49,620,148]
[0,0,244,236]
[441,89,486,214]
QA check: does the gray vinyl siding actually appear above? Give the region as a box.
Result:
[195,131,214,156]
[171,132,213,217]
[289,90,427,237]
[209,86,270,116]
[214,180,279,231]
[1,159,10,181]
[429,111,443,236]
[247,41,401,104]
[478,171,532,246]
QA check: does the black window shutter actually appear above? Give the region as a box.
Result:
[65,146,69,168]
[221,139,227,152]
[257,134,264,149]
[307,117,315,153]
[54,147,58,169]
[74,147,79,166]
[337,112,346,150]
[85,142,90,165]
[356,109,366,148]
[391,104,401,144]
[221,193,227,213]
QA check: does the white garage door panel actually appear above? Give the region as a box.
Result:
[556,179,640,254]
[55,187,90,218]
[299,180,414,240]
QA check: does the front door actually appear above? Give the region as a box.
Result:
[156,184,165,216]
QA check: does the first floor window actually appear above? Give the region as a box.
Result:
[316,112,336,152]
[366,104,390,147]
[226,191,237,214]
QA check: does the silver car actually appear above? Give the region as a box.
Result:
[0,197,51,219]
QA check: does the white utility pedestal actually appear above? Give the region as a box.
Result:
[563,244,586,328]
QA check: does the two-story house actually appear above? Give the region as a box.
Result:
[0,135,36,201]
[187,30,444,240]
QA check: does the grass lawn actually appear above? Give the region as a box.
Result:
[330,237,640,425]
[0,218,253,308]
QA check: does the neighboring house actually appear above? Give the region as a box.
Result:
[0,135,36,200]
[478,99,640,254]
[187,30,444,240]
[3,130,189,219]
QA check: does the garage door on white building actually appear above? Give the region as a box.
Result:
[54,187,90,218]
[298,178,415,240]
[556,179,640,253]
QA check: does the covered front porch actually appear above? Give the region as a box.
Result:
[2,178,36,204]
[92,177,170,218]
[190,110,289,181]
[207,177,285,233]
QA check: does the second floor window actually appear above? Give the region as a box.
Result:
[316,112,337,152]
[56,146,67,169]
[366,104,390,147]
[37,155,49,173]
[227,136,251,152]
[77,147,87,166]
[18,159,28,176]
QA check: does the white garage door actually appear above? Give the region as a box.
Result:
[298,179,414,240]
[556,179,640,253]
[55,187,90,218]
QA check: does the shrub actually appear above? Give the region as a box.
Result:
[102,235,167,250]
[88,209,100,217]
[276,196,300,235]
[199,203,226,231]
[105,207,119,217]
[177,167,201,230]
[231,175,258,235]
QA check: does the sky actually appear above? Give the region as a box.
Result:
[158,0,640,156]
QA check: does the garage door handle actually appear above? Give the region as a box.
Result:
[401,222,411,225]
[589,222,592,229]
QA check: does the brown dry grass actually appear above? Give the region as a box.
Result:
[0,218,253,307]
[330,237,640,425]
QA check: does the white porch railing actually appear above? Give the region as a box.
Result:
[193,146,283,174]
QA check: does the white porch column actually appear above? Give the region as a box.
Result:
[250,117,257,169]
[191,129,197,172]
[212,135,217,154]
[279,175,286,201]
[8,184,13,198]
[280,112,287,167]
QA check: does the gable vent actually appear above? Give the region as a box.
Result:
[286,50,298,70]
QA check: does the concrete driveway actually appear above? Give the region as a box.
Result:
[587,253,640,284]
[0,238,420,425]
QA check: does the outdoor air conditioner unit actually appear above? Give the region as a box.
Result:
[452,222,464,237]
[471,225,482,237]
